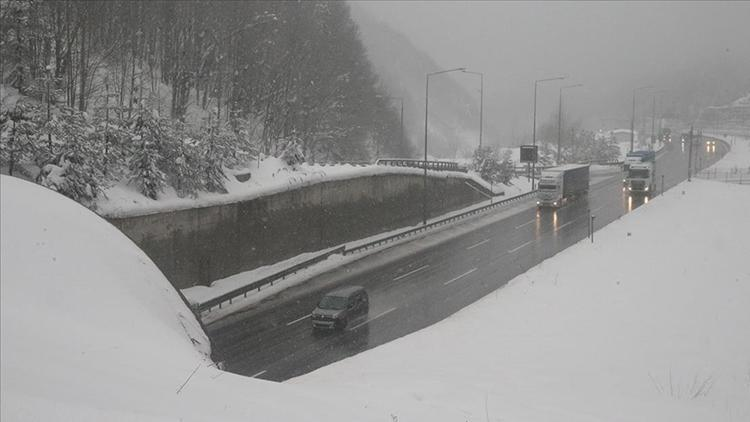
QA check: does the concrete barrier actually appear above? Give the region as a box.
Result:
[109,173,486,289]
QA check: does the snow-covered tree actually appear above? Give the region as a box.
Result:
[278,134,306,168]
[0,105,40,177]
[127,111,166,199]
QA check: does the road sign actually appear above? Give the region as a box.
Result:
[520,145,538,163]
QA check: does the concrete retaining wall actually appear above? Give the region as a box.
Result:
[109,173,485,289]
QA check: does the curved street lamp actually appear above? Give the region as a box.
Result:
[423,67,466,224]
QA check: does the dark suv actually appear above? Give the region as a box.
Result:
[311,286,369,331]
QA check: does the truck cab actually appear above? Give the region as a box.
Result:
[625,162,655,196]
[537,172,564,207]
[536,164,589,208]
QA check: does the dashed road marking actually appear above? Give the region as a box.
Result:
[508,240,534,253]
[515,219,536,229]
[393,265,429,281]
[251,370,267,378]
[556,221,573,231]
[286,313,311,326]
[443,268,478,285]
[348,307,397,331]
[466,239,490,250]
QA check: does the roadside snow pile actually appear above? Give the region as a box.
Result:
[294,179,750,421]
[97,156,500,218]
[0,176,385,421]
[705,133,750,172]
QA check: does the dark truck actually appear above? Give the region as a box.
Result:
[536,164,590,208]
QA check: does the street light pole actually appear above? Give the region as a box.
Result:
[532,76,565,190]
[463,70,484,148]
[557,83,582,164]
[630,85,652,152]
[424,67,466,224]
[650,90,667,150]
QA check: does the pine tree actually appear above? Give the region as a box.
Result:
[127,112,165,199]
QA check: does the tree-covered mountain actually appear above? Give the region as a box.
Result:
[350,3,498,158]
[1,0,413,203]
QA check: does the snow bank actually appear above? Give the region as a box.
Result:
[0,175,386,421]
[97,156,499,218]
[705,133,750,172]
[294,179,750,421]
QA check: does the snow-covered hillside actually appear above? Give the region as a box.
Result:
[294,179,750,421]
[0,176,386,421]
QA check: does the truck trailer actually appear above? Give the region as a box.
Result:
[623,150,655,171]
[536,164,590,208]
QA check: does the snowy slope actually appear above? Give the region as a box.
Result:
[294,179,750,421]
[96,156,504,218]
[0,175,387,421]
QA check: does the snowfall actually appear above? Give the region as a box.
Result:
[2,139,750,421]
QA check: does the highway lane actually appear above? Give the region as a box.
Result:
[209,141,725,381]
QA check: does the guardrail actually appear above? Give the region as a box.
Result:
[196,245,345,313]
[194,188,539,315]
[343,190,537,255]
[376,158,468,172]
[695,168,750,184]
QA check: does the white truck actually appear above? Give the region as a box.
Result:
[625,161,656,196]
[536,164,590,208]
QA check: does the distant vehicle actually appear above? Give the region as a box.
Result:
[625,161,656,196]
[536,164,590,208]
[311,286,369,331]
[706,140,716,153]
[623,150,655,170]
[659,128,672,143]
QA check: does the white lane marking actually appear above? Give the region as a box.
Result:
[555,221,573,231]
[348,307,397,331]
[466,238,490,250]
[286,313,311,326]
[393,264,429,281]
[443,268,478,285]
[508,240,534,253]
[251,370,267,378]
[515,219,536,229]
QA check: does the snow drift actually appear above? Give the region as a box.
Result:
[0,175,384,421]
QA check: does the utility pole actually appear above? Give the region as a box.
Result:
[533,76,565,189]
[688,125,694,182]
[630,85,651,152]
[651,95,656,150]
[462,70,484,148]
[558,84,582,164]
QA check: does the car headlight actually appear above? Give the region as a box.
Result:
[645,186,649,191]
[628,187,632,191]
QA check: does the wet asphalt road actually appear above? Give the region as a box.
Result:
[208,141,725,382]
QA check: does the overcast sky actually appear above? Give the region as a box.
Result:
[354,1,750,137]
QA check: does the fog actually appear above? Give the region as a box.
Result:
[353,1,750,145]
